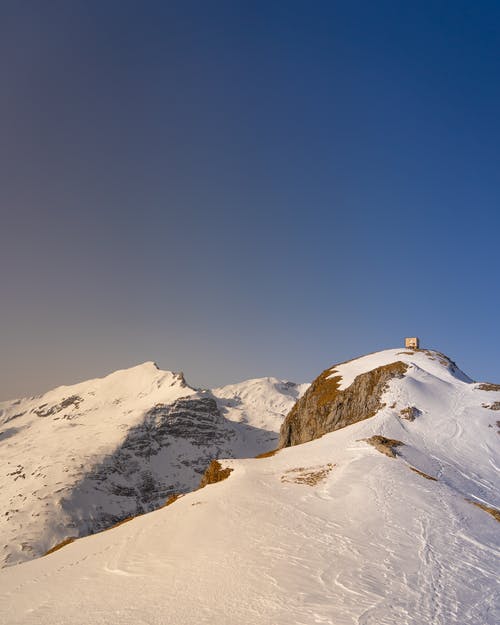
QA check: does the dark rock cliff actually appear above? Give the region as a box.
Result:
[60,396,238,535]
[279,361,408,447]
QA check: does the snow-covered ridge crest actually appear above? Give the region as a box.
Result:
[0,361,305,568]
[328,347,472,390]
[1,361,191,420]
[280,348,475,448]
[213,376,309,433]
[0,348,498,624]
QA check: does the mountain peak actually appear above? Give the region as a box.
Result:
[328,347,472,390]
[135,360,160,370]
[280,347,472,448]
[0,360,305,568]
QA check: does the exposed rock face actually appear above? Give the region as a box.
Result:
[33,395,83,418]
[477,383,500,392]
[483,402,500,411]
[199,460,233,488]
[399,406,421,421]
[138,396,233,451]
[279,361,408,447]
[60,396,237,536]
[362,435,403,458]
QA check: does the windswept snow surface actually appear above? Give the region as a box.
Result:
[0,349,498,624]
[212,377,309,455]
[328,348,473,389]
[0,364,305,567]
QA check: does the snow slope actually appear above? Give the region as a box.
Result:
[0,364,305,567]
[212,377,309,456]
[1,349,498,625]
[328,347,473,389]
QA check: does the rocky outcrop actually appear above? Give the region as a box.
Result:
[279,362,408,447]
[399,406,421,421]
[199,460,233,488]
[363,436,403,458]
[478,383,500,392]
[483,402,500,411]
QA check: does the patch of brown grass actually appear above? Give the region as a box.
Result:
[317,359,408,408]
[397,351,415,355]
[312,370,342,408]
[466,499,500,522]
[161,493,182,507]
[477,383,500,392]
[255,448,279,459]
[281,463,335,486]
[409,466,437,481]
[103,515,137,532]
[44,536,76,556]
[421,349,453,369]
[198,460,233,488]
[362,435,404,458]
[360,363,409,419]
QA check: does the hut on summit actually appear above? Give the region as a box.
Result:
[405,337,420,349]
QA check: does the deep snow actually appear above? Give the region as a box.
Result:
[0,349,498,625]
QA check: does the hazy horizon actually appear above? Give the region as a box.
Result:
[0,340,493,403]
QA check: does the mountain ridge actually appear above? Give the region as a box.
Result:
[1,347,498,625]
[0,362,306,567]
[279,348,473,447]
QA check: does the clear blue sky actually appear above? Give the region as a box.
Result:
[1,1,499,399]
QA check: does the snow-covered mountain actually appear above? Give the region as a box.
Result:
[1,348,499,625]
[0,362,306,568]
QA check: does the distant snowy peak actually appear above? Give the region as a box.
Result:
[0,361,306,568]
[47,360,193,402]
[0,362,194,426]
[213,376,309,433]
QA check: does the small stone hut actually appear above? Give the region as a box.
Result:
[405,337,420,349]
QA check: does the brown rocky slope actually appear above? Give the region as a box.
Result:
[279,361,408,447]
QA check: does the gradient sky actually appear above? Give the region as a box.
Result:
[1,1,499,400]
